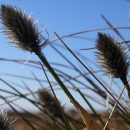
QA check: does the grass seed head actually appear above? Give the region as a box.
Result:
[0,4,42,53]
[38,89,63,120]
[96,32,129,80]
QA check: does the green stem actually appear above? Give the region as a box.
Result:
[35,51,101,129]
[35,52,75,104]
[41,64,72,130]
[121,77,130,99]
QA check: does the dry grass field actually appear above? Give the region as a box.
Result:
[7,112,130,130]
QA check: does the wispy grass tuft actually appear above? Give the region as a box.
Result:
[0,109,13,130]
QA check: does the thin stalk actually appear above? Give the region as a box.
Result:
[51,26,130,43]
[35,51,75,102]
[0,78,45,112]
[35,51,100,129]
[31,71,44,88]
[41,63,72,130]
[121,77,130,99]
[101,15,130,48]
[0,95,37,130]
[54,32,129,114]
[80,40,130,50]
[103,86,125,130]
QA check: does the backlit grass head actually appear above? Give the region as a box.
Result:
[96,33,129,80]
[0,4,42,53]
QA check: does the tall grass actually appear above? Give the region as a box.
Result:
[0,4,129,130]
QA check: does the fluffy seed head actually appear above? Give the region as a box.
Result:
[96,33,129,79]
[0,5,41,53]
[38,89,63,119]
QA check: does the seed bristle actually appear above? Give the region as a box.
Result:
[96,32,129,79]
[0,4,41,53]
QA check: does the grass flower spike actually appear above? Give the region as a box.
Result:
[0,5,42,53]
[38,89,63,120]
[96,32,130,99]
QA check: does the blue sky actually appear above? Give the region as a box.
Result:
[0,0,130,111]
[0,0,130,54]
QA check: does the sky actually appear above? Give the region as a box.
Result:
[0,0,130,111]
[0,0,130,56]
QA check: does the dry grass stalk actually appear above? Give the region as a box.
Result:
[71,99,101,130]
